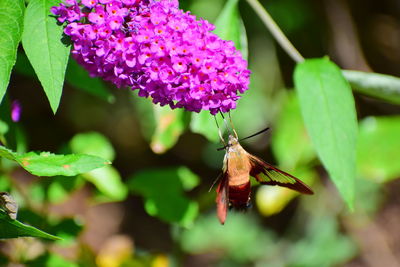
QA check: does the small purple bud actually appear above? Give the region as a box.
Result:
[11,100,22,122]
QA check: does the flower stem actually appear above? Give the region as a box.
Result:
[245,0,305,63]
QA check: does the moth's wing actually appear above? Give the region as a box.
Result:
[248,154,313,195]
[216,172,229,224]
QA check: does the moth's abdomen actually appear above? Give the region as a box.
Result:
[229,182,251,210]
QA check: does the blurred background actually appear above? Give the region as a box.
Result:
[1,0,400,266]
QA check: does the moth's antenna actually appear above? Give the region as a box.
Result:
[228,111,238,139]
[239,127,270,142]
[214,115,226,146]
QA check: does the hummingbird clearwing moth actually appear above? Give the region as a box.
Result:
[215,131,313,225]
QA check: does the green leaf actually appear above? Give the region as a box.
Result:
[69,132,126,200]
[70,132,115,161]
[180,213,276,262]
[47,175,84,204]
[27,253,79,267]
[132,97,188,153]
[22,0,70,113]
[0,209,60,240]
[19,152,110,177]
[66,59,115,103]
[128,167,199,227]
[0,175,11,191]
[0,0,24,104]
[0,145,110,176]
[131,96,156,141]
[50,217,83,244]
[0,120,8,135]
[0,145,15,160]
[84,166,128,201]
[29,182,46,205]
[288,215,357,267]
[227,35,283,140]
[190,111,222,143]
[214,0,248,59]
[0,0,25,104]
[271,92,316,170]
[151,106,187,154]
[357,116,400,182]
[294,58,358,209]
[343,70,400,105]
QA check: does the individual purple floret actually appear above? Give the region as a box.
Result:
[51,0,250,114]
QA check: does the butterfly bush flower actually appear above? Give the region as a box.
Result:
[51,0,250,114]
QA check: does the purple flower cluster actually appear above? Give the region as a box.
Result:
[51,0,250,114]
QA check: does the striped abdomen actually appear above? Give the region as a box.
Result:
[229,182,251,210]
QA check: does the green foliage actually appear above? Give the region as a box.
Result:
[49,218,83,244]
[0,209,60,240]
[230,74,279,141]
[70,132,115,161]
[343,70,400,105]
[0,0,25,104]
[13,51,114,104]
[85,167,128,201]
[70,132,127,201]
[0,175,11,191]
[262,92,317,216]
[271,92,316,170]
[214,0,248,59]
[179,213,276,262]
[128,166,199,227]
[287,215,357,267]
[133,97,188,153]
[151,106,188,154]
[357,116,400,182]
[47,175,84,204]
[132,96,157,139]
[190,111,222,143]
[66,59,115,103]
[0,145,110,177]
[22,0,70,113]
[27,253,79,267]
[0,120,8,145]
[294,58,358,209]
[0,120,9,136]
[266,0,311,33]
